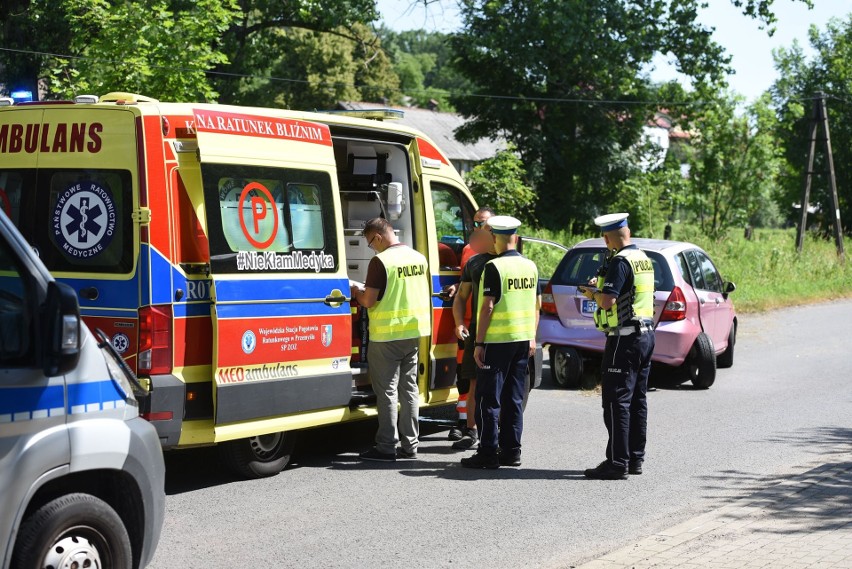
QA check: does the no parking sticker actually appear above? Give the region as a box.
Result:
[238,181,278,248]
[52,181,116,258]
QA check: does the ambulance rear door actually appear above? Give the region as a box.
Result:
[191,109,352,437]
[416,137,477,398]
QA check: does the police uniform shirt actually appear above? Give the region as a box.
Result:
[601,244,639,297]
[460,252,498,335]
[481,250,543,304]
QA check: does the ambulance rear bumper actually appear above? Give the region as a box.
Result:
[139,374,185,449]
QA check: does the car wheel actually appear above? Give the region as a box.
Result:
[220,431,297,479]
[12,493,133,569]
[686,332,716,389]
[549,346,583,389]
[717,323,736,369]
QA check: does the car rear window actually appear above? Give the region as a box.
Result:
[551,247,675,291]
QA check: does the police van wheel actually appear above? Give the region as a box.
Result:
[686,333,716,389]
[221,431,297,479]
[717,323,736,369]
[550,346,582,389]
[12,493,132,569]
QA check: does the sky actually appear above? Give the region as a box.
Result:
[376,0,852,103]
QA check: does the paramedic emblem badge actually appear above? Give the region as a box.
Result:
[111,333,130,354]
[52,181,117,259]
[241,330,257,354]
[321,324,332,347]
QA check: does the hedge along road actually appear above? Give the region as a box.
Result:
[148,300,852,569]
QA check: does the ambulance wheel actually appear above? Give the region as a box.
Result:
[221,431,297,479]
[12,493,132,569]
[686,333,716,389]
[717,323,736,369]
[550,346,582,389]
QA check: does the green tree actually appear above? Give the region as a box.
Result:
[772,15,852,236]
[449,0,811,231]
[43,0,238,102]
[1,0,385,104]
[681,93,786,239]
[464,143,537,225]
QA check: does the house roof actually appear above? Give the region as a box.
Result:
[338,102,504,162]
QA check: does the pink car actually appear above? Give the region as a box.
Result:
[537,238,737,389]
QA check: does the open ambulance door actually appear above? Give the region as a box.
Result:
[418,139,477,401]
[192,109,352,442]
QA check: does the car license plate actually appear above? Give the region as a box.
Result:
[581,299,597,314]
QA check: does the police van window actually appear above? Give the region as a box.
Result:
[0,237,31,364]
[201,164,338,274]
[7,169,133,275]
[430,184,473,270]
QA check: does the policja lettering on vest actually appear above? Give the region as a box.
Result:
[396,263,425,278]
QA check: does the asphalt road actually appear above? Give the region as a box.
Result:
[148,300,852,568]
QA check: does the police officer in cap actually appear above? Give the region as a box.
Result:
[461,216,541,469]
[581,213,655,480]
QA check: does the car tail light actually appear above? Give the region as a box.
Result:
[541,282,558,315]
[138,305,173,375]
[659,286,687,322]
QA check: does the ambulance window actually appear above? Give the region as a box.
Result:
[201,164,338,274]
[430,184,474,270]
[0,172,24,226]
[0,236,31,363]
[30,169,133,274]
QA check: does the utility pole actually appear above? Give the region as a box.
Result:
[796,92,845,261]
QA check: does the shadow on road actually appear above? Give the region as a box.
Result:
[697,426,852,533]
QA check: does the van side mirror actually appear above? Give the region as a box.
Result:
[43,281,82,377]
[722,281,736,299]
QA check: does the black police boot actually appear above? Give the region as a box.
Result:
[460,452,499,469]
[584,460,627,480]
[628,460,643,475]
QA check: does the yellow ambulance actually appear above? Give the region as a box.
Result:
[0,93,542,477]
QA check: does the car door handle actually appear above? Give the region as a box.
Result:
[324,294,348,306]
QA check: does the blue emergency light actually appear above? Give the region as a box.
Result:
[11,90,33,103]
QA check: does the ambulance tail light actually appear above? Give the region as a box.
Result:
[659,286,687,322]
[138,305,173,375]
[541,282,557,315]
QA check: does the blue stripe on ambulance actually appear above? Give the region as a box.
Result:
[216,301,348,319]
[213,277,349,302]
[0,380,126,424]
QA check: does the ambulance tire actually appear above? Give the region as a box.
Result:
[12,493,132,569]
[686,333,716,389]
[220,431,297,479]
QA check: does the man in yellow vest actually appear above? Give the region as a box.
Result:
[351,218,431,462]
[461,215,540,469]
[580,213,655,480]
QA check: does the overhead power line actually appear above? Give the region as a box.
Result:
[0,46,844,109]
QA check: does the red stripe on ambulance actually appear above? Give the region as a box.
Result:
[191,109,332,146]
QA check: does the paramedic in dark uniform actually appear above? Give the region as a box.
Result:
[461,216,540,469]
[351,217,431,462]
[581,213,655,480]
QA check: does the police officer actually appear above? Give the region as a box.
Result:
[581,213,655,480]
[351,217,431,462]
[461,216,541,469]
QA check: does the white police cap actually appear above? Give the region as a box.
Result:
[594,213,629,232]
[486,215,522,235]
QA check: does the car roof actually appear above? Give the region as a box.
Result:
[571,237,703,254]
